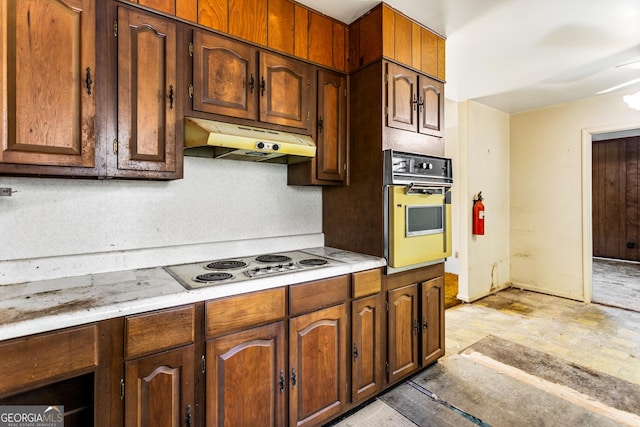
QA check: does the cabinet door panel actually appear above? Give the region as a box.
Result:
[316,69,347,182]
[193,31,258,120]
[117,8,177,174]
[418,77,444,138]
[351,294,382,404]
[386,62,416,132]
[260,52,311,130]
[1,0,96,169]
[207,322,285,427]
[421,277,445,366]
[125,345,194,427]
[289,304,347,427]
[268,0,294,55]
[387,284,419,384]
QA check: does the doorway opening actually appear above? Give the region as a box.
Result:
[586,127,640,312]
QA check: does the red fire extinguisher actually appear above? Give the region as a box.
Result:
[473,192,485,235]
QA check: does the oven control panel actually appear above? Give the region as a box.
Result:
[384,150,452,185]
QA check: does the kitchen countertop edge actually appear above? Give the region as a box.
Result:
[0,248,386,342]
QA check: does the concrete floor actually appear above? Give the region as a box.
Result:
[331,288,640,426]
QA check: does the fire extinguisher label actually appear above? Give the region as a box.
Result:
[479,211,485,219]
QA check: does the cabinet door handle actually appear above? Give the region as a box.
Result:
[353,342,359,361]
[291,367,297,388]
[186,404,192,427]
[412,93,417,111]
[261,76,266,96]
[85,67,93,95]
[279,370,285,394]
[413,319,419,335]
[423,317,428,332]
[249,74,255,94]
[418,95,424,113]
[318,117,324,132]
[168,85,175,109]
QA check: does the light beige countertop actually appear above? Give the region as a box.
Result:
[0,247,385,341]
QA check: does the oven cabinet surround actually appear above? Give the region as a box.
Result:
[288,68,348,186]
[123,304,198,427]
[0,0,184,179]
[0,321,117,427]
[384,264,445,385]
[190,30,313,133]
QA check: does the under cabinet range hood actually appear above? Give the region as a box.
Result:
[183,117,316,164]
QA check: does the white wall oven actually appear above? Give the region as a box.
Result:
[384,150,453,273]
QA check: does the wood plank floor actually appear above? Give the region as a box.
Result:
[593,257,640,312]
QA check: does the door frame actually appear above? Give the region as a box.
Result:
[581,121,640,303]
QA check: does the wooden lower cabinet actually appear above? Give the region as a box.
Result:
[289,303,348,427]
[386,273,445,385]
[351,294,383,404]
[124,345,195,427]
[206,321,286,427]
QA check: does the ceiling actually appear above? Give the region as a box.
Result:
[295,0,640,114]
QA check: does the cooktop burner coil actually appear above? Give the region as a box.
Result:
[255,254,292,263]
[299,258,329,266]
[205,260,247,270]
[194,272,234,282]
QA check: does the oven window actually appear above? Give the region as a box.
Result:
[406,205,443,236]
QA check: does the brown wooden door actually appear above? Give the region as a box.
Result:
[316,69,347,182]
[351,294,382,404]
[289,304,347,427]
[124,345,195,427]
[593,136,640,261]
[387,284,419,384]
[421,277,444,366]
[116,7,179,177]
[206,322,286,427]
[386,62,417,133]
[0,0,96,171]
[260,52,312,131]
[192,31,258,120]
[418,76,444,138]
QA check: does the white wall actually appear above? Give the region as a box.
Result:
[0,157,323,285]
[449,100,511,302]
[510,91,640,300]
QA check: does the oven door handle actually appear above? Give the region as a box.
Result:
[405,183,448,195]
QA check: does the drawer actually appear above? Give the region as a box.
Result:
[206,287,286,338]
[0,324,97,396]
[289,275,349,316]
[352,268,382,298]
[125,305,195,358]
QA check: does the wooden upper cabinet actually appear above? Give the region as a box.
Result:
[316,69,347,182]
[192,31,259,120]
[259,51,311,130]
[386,62,417,133]
[294,5,309,60]
[0,0,97,173]
[116,7,181,178]
[350,3,445,80]
[309,12,333,68]
[198,0,228,32]
[386,61,444,138]
[418,77,444,138]
[268,0,295,55]
[229,0,267,45]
